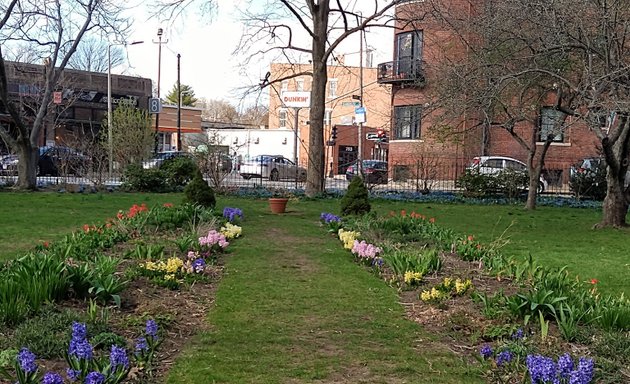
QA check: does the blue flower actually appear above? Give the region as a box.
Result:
[68,339,93,360]
[66,368,81,382]
[84,371,105,384]
[480,344,493,359]
[41,372,64,384]
[496,350,513,366]
[109,345,129,370]
[577,357,594,383]
[223,207,243,222]
[17,348,37,374]
[511,328,524,340]
[320,212,341,224]
[558,353,574,378]
[145,319,158,338]
[192,258,206,273]
[71,322,87,341]
[135,337,148,354]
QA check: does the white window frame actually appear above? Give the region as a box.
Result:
[329,79,338,99]
[281,80,288,92]
[279,109,287,128]
[324,109,333,126]
[296,78,304,92]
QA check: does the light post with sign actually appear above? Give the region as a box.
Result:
[281,91,311,189]
[107,40,143,178]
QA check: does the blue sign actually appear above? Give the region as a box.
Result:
[355,107,366,114]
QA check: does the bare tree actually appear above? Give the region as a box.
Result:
[67,36,125,73]
[196,98,240,122]
[427,0,630,224]
[235,0,406,196]
[240,104,269,127]
[0,0,131,189]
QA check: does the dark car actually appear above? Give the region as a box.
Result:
[38,146,89,176]
[345,160,389,184]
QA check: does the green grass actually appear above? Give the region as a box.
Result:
[0,192,182,261]
[166,197,480,383]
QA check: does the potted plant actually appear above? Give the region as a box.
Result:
[268,189,293,214]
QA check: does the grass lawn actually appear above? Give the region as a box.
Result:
[1,192,629,382]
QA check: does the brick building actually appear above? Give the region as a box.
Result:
[378,1,600,186]
[0,61,152,152]
[267,62,392,175]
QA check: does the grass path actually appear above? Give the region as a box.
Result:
[166,199,481,383]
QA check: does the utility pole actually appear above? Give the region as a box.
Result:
[153,28,168,153]
[358,16,364,174]
[293,107,300,190]
[176,53,182,151]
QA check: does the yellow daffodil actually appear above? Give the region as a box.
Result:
[220,223,242,239]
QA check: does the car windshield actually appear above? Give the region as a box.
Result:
[363,160,386,169]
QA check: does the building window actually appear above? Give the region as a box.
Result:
[539,107,565,142]
[393,105,421,140]
[395,30,423,77]
[329,79,338,98]
[281,80,288,92]
[324,109,332,126]
[296,78,304,91]
[279,109,287,128]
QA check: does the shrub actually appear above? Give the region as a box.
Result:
[121,164,167,192]
[161,156,198,189]
[456,169,496,197]
[183,170,216,208]
[340,176,371,216]
[569,163,607,201]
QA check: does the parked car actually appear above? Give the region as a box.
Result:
[570,156,630,187]
[239,155,307,181]
[467,156,548,192]
[345,160,389,184]
[0,154,19,175]
[38,146,89,176]
[142,151,192,169]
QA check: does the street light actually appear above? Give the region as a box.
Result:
[107,40,144,178]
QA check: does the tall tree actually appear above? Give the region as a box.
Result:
[428,0,630,225]
[164,83,198,106]
[0,0,131,189]
[196,98,240,122]
[109,100,154,170]
[240,104,269,127]
[67,36,125,73]
[236,0,405,196]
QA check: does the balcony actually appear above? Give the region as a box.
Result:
[377,59,425,86]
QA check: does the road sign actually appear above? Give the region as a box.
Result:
[366,133,378,140]
[355,106,366,124]
[148,98,162,114]
[53,91,62,104]
[341,101,361,107]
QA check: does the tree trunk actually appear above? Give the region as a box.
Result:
[596,170,629,228]
[305,4,329,197]
[16,143,38,190]
[525,173,538,210]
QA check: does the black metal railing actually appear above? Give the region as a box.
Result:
[377,59,425,85]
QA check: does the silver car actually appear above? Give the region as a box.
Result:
[239,155,306,181]
[467,156,548,192]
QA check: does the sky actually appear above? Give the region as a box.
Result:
[118,0,394,110]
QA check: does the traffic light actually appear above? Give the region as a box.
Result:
[331,126,338,140]
[377,129,387,142]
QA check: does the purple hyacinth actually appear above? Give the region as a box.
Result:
[320,212,341,224]
[109,345,129,370]
[135,337,148,354]
[558,353,574,378]
[511,328,524,340]
[192,258,206,273]
[480,344,493,359]
[71,322,87,341]
[496,350,513,366]
[145,319,158,338]
[577,357,594,383]
[68,338,93,360]
[85,371,105,384]
[223,207,243,222]
[42,372,64,384]
[17,348,37,374]
[66,368,81,382]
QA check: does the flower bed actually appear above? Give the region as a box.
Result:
[0,203,245,383]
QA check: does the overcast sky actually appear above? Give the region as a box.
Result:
[119,0,394,110]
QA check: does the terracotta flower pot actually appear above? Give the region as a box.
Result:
[268,197,289,214]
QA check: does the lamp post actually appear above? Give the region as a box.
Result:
[153,28,168,153]
[107,40,143,178]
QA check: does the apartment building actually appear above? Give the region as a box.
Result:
[267,62,392,174]
[378,1,599,186]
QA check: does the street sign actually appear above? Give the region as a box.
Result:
[341,101,361,107]
[53,91,62,104]
[148,98,162,114]
[281,91,311,108]
[366,133,378,140]
[355,106,366,124]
